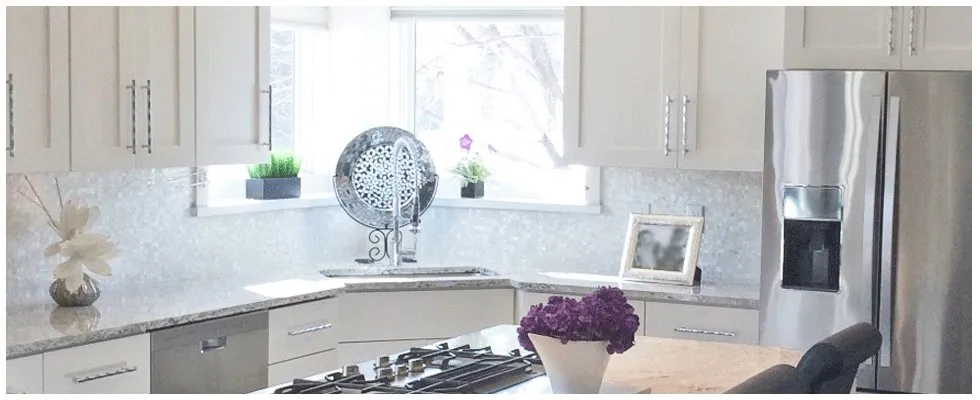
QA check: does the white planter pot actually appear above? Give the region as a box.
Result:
[528,333,611,394]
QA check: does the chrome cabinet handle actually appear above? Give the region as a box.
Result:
[674,327,736,337]
[73,366,138,384]
[288,322,333,336]
[681,95,691,154]
[125,80,137,154]
[260,85,272,150]
[663,95,673,156]
[887,7,895,55]
[140,80,152,154]
[907,7,916,56]
[6,73,13,158]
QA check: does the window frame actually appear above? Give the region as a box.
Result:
[192,6,600,216]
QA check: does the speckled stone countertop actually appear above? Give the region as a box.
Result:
[7,266,758,359]
[6,269,345,360]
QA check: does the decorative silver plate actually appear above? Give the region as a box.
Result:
[333,126,439,229]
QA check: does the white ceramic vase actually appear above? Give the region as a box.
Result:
[528,333,611,394]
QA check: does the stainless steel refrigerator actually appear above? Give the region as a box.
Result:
[760,70,971,394]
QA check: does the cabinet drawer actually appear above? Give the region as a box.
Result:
[268,349,338,387]
[340,290,514,342]
[269,297,340,364]
[645,302,759,345]
[516,291,646,336]
[43,334,150,394]
[7,354,43,394]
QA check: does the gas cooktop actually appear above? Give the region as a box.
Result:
[267,343,544,394]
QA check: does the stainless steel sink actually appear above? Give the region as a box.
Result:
[319,266,499,279]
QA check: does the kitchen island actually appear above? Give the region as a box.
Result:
[259,324,803,394]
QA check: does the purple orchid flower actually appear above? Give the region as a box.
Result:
[459,134,473,152]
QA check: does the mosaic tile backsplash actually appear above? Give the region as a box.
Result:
[6,167,762,306]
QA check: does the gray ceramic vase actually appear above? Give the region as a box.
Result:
[49,274,102,307]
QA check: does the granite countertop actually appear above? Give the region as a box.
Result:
[6,266,758,360]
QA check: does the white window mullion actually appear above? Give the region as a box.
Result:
[389,22,417,132]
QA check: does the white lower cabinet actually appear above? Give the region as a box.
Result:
[336,289,514,365]
[268,297,340,364]
[6,354,43,394]
[268,349,338,387]
[337,339,444,366]
[515,291,646,336]
[339,289,515,342]
[42,334,151,394]
[645,302,759,345]
[267,297,340,386]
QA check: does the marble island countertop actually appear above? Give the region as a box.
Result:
[259,324,801,394]
[6,266,758,359]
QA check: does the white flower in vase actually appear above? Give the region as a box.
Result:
[21,177,119,295]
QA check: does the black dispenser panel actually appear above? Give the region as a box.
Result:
[780,185,843,292]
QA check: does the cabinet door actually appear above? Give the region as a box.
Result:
[130,7,196,168]
[71,7,190,171]
[564,6,680,169]
[678,7,782,172]
[268,350,338,387]
[43,334,150,394]
[784,7,901,70]
[69,7,136,170]
[7,354,43,394]
[5,7,70,173]
[900,6,971,70]
[195,6,271,166]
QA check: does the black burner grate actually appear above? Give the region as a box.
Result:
[273,343,543,394]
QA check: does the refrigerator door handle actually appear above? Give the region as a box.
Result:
[861,95,886,367]
[878,96,901,368]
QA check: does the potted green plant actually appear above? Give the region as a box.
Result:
[246,152,302,200]
[451,134,491,199]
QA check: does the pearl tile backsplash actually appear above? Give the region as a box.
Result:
[6,167,762,306]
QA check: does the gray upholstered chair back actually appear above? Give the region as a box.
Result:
[796,322,882,394]
[724,364,808,394]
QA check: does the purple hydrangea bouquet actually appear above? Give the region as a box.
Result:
[516,287,641,393]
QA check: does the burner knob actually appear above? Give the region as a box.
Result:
[396,364,409,377]
[344,365,360,377]
[375,355,391,368]
[377,366,395,380]
[408,358,426,373]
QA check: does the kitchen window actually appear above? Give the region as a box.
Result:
[195,7,598,216]
[389,8,596,205]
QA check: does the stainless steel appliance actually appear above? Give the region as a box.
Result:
[761,70,971,394]
[150,311,269,394]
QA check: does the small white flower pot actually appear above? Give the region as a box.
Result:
[528,333,611,394]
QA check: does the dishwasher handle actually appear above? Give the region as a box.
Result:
[200,336,227,353]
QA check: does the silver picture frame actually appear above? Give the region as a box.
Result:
[619,214,704,286]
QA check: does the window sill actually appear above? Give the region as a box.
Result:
[191,195,600,217]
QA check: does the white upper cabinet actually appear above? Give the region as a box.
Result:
[784,7,902,70]
[5,7,70,173]
[69,7,194,171]
[565,6,780,172]
[784,6,971,71]
[564,6,680,169]
[901,6,972,70]
[195,6,271,166]
[679,7,783,172]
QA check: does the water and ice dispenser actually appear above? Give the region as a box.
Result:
[781,185,843,292]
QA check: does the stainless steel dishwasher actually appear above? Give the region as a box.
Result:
[150,311,269,394]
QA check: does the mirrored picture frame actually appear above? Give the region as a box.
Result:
[619,214,704,286]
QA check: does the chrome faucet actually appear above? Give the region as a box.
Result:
[390,136,419,267]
